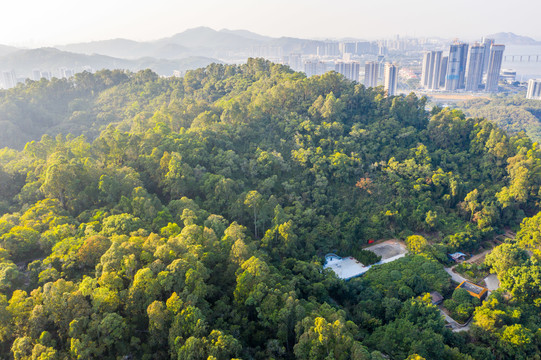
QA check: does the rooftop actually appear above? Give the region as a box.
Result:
[430,291,444,305]
[323,241,409,280]
[323,254,369,280]
[457,280,489,299]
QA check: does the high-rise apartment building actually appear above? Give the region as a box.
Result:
[526,79,541,100]
[465,43,485,91]
[339,42,356,55]
[287,53,303,72]
[421,52,431,87]
[364,61,379,88]
[0,71,16,89]
[31,70,41,81]
[421,51,443,90]
[384,62,398,96]
[355,41,375,55]
[439,56,448,88]
[481,37,494,75]
[303,61,327,77]
[59,68,74,79]
[485,44,505,92]
[445,42,469,91]
[317,42,340,57]
[335,61,360,82]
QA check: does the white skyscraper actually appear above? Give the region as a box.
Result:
[481,38,494,75]
[32,70,42,81]
[465,43,485,91]
[287,53,303,72]
[0,71,17,89]
[384,63,398,96]
[485,44,505,93]
[526,79,541,100]
[439,56,448,88]
[421,51,443,90]
[445,42,469,91]
[317,42,340,57]
[364,61,379,88]
[335,61,360,82]
[303,61,327,77]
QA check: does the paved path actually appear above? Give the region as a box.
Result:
[484,274,500,291]
[439,309,471,332]
[444,267,468,284]
[467,249,491,264]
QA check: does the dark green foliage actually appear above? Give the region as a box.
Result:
[459,95,541,142]
[0,60,540,359]
[360,256,450,300]
[350,249,381,266]
[443,288,480,323]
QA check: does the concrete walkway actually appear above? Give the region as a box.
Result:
[466,249,491,264]
[484,274,500,291]
[439,308,471,332]
[444,267,468,284]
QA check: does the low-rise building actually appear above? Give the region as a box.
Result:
[456,280,488,300]
[448,252,467,262]
[430,291,444,305]
[323,254,369,280]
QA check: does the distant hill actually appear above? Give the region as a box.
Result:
[0,44,19,57]
[459,95,541,142]
[155,26,262,51]
[0,28,326,80]
[57,27,324,59]
[57,27,270,59]
[219,29,273,42]
[0,48,220,78]
[158,27,325,55]
[485,32,541,45]
[59,39,191,60]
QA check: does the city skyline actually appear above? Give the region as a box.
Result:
[1,0,540,47]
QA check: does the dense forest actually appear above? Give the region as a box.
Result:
[458,95,541,142]
[1,59,541,359]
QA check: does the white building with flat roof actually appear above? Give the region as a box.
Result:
[527,79,541,100]
[323,254,370,280]
[384,63,398,96]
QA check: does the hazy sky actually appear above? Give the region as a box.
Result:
[2,0,540,46]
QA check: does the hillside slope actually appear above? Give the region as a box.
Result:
[0,59,540,360]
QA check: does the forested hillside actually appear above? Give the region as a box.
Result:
[459,96,541,142]
[1,59,541,359]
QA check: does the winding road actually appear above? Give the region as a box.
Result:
[442,261,500,332]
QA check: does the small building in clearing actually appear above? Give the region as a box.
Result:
[323,254,370,280]
[456,280,489,300]
[430,291,444,305]
[448,252,467,262]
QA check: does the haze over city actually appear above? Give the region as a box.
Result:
[1,0,541,46]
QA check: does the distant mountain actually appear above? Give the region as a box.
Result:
[0,44,19,57]
[0,48,220,78]
[59,39,191,60]
[219,29,273,42]
[58,27,275,59]
[52,27,325,60]
[155,26,261,50]
[486,32,541,45]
